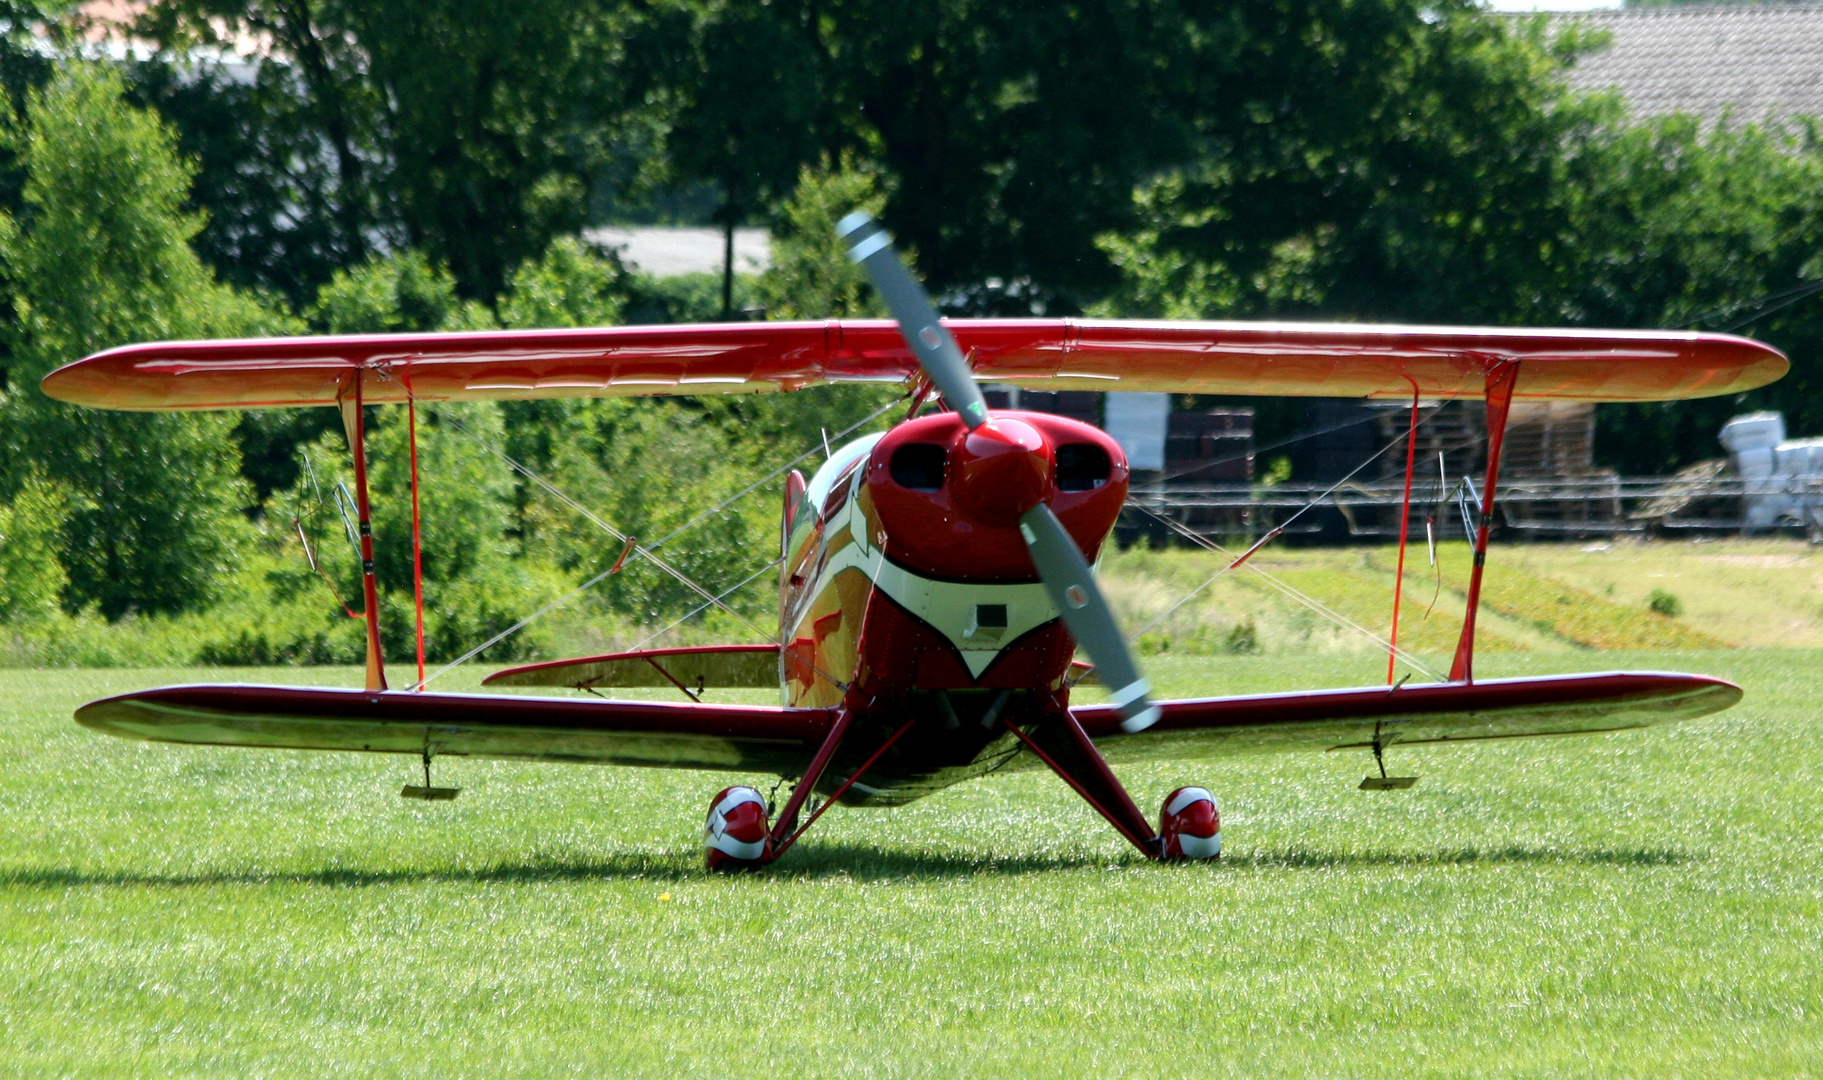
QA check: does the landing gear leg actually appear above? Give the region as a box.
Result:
[702,709,915,871]
[1002,711,1163,860]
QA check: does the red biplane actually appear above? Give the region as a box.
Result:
[42,214,1785,868]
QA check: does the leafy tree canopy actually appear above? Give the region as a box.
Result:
[0,63,295,618]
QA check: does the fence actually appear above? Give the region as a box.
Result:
[1122,473,1823,542]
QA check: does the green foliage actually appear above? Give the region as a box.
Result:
[1649,589,1684,618]
[122,55,363,309]
[0,63,296,619]
[1568,119,1823,472]
[653,0,826,315]
[280,402,557,664]
[621,270,758,326]
[513,396,772,625]
[0,3,70,220]
[1136,617,1261,657]
[309,250,494,334]
[137,0,656,300]
[0,475,66,622]
[497,237,626,330]
[806,0,1214,307]
[1095,9,1613,324]
[759,154,890,321]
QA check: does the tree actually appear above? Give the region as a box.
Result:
[497,237,626,331]
[136,0,656,300]
[126,55,377,308]
[654,0,824,318]
[0,63,294,618]
[0,4,82,213]
[1094,7,1621,325]
[308,249,495,335]
[1561,117,1823,472]
[758,153,890,321]
[807,0,1201,310]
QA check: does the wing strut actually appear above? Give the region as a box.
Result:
[1449,362,1519,684]
[338,372,388,692]
[407,395,426,690]
[1387,377,1421,684]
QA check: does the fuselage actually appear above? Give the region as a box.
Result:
[775,409,1130,803]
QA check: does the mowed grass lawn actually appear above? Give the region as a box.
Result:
[3,651,1819,1077]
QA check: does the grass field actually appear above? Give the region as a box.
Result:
[1100,537,1823,664]
[5,645,1820,1076]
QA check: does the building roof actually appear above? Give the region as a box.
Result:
[1558,3,1823,125]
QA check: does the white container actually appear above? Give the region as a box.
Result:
[1777,439,1823,476]
[1720,411,1786,454]
[1736,446,1778,479]
[1104,392,1171,472]
[1721,412,1823,535]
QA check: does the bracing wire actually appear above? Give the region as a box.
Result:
[1150,399,1410,486]
[1122,386,1484,681]
[1126,390,1464,642]
[416,394,900,687]
[643,397,901,552]
[417,556,784,691]
[1130,503,1445,681]
[441,415,774,642]
[1681,274,1823,333]
[623,558,784,655]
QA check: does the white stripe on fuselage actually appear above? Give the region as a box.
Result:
[870,561,1055,678]
[790,461,1059,680]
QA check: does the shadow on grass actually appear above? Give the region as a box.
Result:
[1229,846,1695,870]
[0,843,1692,890]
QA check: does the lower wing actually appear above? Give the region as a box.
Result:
[74,671,1738,784]
[76,684,832,774]
[482,644,779,692]
[1073,671,1741,764]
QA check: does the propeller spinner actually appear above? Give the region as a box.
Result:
[839,212,1160,732]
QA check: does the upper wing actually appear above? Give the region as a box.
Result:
[76,684,831,773]
[1073,671,1741,764]
[41,319,1785,411]
[484,644,780,690]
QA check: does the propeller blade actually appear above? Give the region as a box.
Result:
[1018,503,1160,732]
[838,211,989,430]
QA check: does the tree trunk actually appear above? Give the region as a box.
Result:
[721,211,736,321]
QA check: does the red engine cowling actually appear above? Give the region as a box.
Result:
[864,410,1129,581]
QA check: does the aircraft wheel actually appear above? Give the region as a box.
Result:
[704,786,772,872]
[1159,786,1221,861]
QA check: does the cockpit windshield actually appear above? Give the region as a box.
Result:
[803,433,884,513]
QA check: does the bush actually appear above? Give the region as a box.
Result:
[1648,589,1683,618]
[309,250,495,334]
[498,237,625,330]
[0,477,68,623]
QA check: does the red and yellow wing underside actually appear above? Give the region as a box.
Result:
[42,319,1787,411]
[483,645,780,691]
